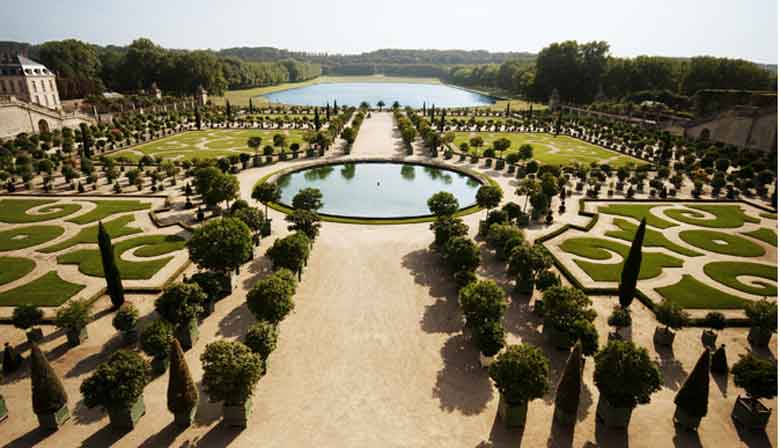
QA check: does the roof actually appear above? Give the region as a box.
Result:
[0,55,54,77]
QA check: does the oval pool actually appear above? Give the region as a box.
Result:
[263,82,495,108]
[275,161,483,219]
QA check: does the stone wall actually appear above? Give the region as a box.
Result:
[0,99,94,138]
[666,107,777,152]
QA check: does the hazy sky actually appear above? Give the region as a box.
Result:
[3,0,778,63]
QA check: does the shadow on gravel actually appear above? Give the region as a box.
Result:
[432,333,494,416]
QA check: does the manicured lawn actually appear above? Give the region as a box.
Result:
[0,256,35,286]
[598,204,677,229]
[678,230,765,257]
[655,274,748,309]
[703,261,777,296]
[742,227,778,247]
[559,237,683,282]
[57,235,185,280]
[450,132,644,168]
[0,271,85,307]
[664,204,761,228]
[606,218,701,257]
[760,212,777,219]
[39,215,142,253]
[0,225,65,251]
[0,199,82,223]
[67,200,150,225]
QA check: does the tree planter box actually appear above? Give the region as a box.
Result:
[107,397,146,430]
[732,396,771,430]
[27,328,44,344]
[151,356,170,375]
[37,404,70,430]
[174,407,196,428]
[543,325,572,350]
[66,327,88,347]
[479,352,497,368]
[0,395,6,423]
[597,397,633,429]
[701,330,717,347]
[673,406,702,430]
[653,326,675,347]
[748,327,772,347]
[223,398,253,428]
[498,395,528,428]
[176,319,199,351]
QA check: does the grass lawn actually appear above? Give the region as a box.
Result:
[559,237,683,282]
[760,212,777,219]
[664,204,760,228]
[57,235,185,280]
[742,227,778,247]
[0,225,65,251]
[0,199,82,223]
[678,230,765,257]
[0,256,35,286]
[606,218,702,257]
[655,274,748,309]
[67,200,150,225]
[39,215,142,253]
[598,204,677,229]
[703,261,777,296]
[450,132,644,168]
[0,271,85,307]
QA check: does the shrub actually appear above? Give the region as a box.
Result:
[30,344,68,414]
[167,339,199,416]
[244,321,279,361]
[81,350,150,409]
[429,216,469,250]
[54,299,92,331]
[187,217,252,273]
[12,304,43,330]
[201,340,264,405]
[535,269,560,291]
[703,311,726,331]
[266,232,311,274]
[542,286,598,353]
[744,299,777,332]
[489,344,550,404]
[594,340,662,409]
[246,269,297,323]
[486,223,524,259]
[607,305,632,328]
[732,353,778,401]
[459,280,508,329]
[443,236,481,274]
[112,303,139,332]
[655,298,689,330]
[155,283,206,327]
[140,320,174,360]
[427,191,459,217]
[475,320,505,357]
[186,272,230,302]
[674,349,710,418]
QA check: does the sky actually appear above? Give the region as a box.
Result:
[2,0,778,63]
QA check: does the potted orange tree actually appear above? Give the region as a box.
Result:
[731,353,777,430]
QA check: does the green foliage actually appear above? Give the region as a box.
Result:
[476,185,503,211]
[140,320,174,360]
[744,299,778,332]
[30,344,68,414]
[12,304,43,330]
[594,340,662,409]
[486,223,524,260]
[234,207,265,233]
[542,286,598,354]
[0,271,85,307]
[54,298,92,331]
[535,269,561,291]
[458,280,508,329]
[246,269,297,323]
[732,353,778,400]
[244,321,279,360]
[285,209,321,242]
[429,216,469,250]
[475,320,505,357]
[155,283,206,327]
[167,339,199,415]
[201,340,264,405]
[427,191,460,217]
[112,303,139,332]
[555,342,583,416]
[607,305,632,328]
[618,218,645,308]
[267,232,311,273]
[81,350,150,409]
[703,312,726,331]
[443,236,481,274]
[489,344,550,404]
[674,349,710,418]
[507,242,552,292]
[98,221,125,308]
[292,188,324,211]
[188,217,252,273]
[655,298,689,330]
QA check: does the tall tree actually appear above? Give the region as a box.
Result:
[30,343,69,418]
[98,221,125,308]
[314,107,321,130]
[554,341,583,423]
[167,339,199,426]
[674,349,710,426]
[618,218,645,308]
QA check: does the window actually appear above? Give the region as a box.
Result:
[49,80,54,90]
[34,95,39,104]
[32,80,37,92]
[44,95,49,106]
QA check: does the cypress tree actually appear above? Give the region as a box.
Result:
[30,344,68,415]
[505,103,510,117]
[430,104,435,121]
[333,100,338,113]
[674,349,710,420]
[618,218,645,308]
[554,341,583,423]
[314,107,321,131]
[226,100,232,122]
[98,221,125,308]
[249,98,254,114]
[167,339,199,425]
[326,103,331,120]
[2,342,22,374]
[439,111,445,133]
[423,102,426,115]
[195,106,202,130]
[711,344,729,374]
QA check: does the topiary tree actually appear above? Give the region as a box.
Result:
[486,223,524,260]
[251,182,281,218]
[594,340,662,429]
[476,184,503,217]
[618,218,645,309]
[608,305,632,340]
[554,341,583,425]
[140,320,175,374]
[507,242,552,295]
[30,343,69,429]
[542,286,598,354]
[244,321,279,372]
[246,269,297,324]
[98,221,125,309]
[711,344,729,374]
[443,236,481,276]
[12,304,44,343]
[429,216,469,250]
[674,349,711,430]
[745,299,777,347]
[654,298,689,346]
[54,299,92,347]
[167,339,199,427]
[201,340,264,427]
[475,319,505,365]
[80,350,150,429]
[267,232,311,279]
[285,209,321,242]
[155,283,207,350]
[112,302,140,344]
[427,191,459,217]
[489,343,550,428]
[458,279,508,329]
[188,217,252,274]
[701,311,726,347]
[731,353,777,429]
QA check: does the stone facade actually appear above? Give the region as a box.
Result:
[0,54,61,110]
[0,96,94,138]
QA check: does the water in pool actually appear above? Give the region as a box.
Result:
[276,162,481,218]
[263,82,494,108]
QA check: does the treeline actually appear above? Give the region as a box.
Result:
[448,41,777,107]
[23,38,320,100]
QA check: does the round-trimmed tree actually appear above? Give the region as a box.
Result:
[489,343,550,427]
[458,279,508,329]
[201,340,264,406]
[476,184,503,216]
[80,350,150,410]
[188,217,252,274]
[594,340,662,412]
[155,283,207,328]
[246,269,297,323]
[427,191,460,217]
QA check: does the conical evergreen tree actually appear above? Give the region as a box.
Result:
[30,344,68,415]
[226,100,232,122]
[439,111,445,132]
[249,98,254,114]
[195,106,202,130]
[98,221,124,308]
[167,339,199,423]
[333,100,338,113]
[314,107,321,131]
[505,103,510,117]
[423,102,426,115]
[554,341,583,421]
[674,349,710,419]
[618,218,645,308]
[2,342,22,374]
[711,344,729,374]
[325,103,331,120]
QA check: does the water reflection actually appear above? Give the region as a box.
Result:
[340,163,356,181]
[401,165,415,181]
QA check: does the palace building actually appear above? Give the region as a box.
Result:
[0,54,61,110]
